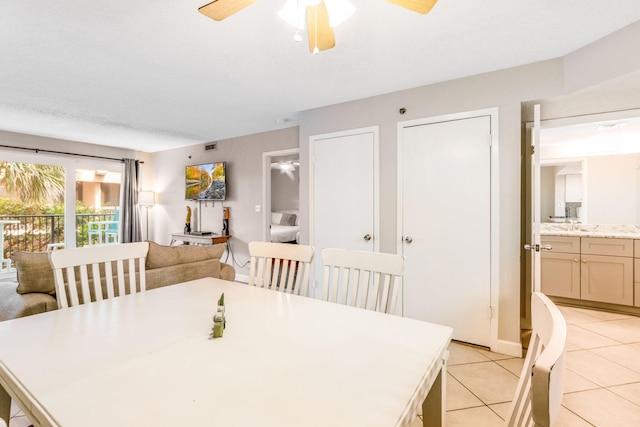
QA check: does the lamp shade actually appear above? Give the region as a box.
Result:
[138,190,156,206]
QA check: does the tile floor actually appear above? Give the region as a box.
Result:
[410,304,640,426]
[8,305,640,426]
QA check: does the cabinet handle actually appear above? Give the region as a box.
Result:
[573,259,578,262]
[363,234,372,242]
[582,259,587,263]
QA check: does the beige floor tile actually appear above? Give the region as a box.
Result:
[445,406,503,427]
[576,309,633,322]
[446,373,483,411]
[590,344,640,373]
[495,357,525,377]
[447,342,490,366]
[553,406,594,427]
[563,388,640,427]
[565,341,582,352]
[558,306,604,325]
[608,382,640,406]
[448,361,519,405]
[562,369,600,394]
[577,318,640,344]
[475,348,515,361]
[487,402,511,421]
[566,350,640,387]
[566,324,622,349]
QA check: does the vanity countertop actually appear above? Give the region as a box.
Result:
[540,224,640,239]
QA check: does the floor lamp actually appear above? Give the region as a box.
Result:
[138,191,156,240]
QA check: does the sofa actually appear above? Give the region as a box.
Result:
[0,241,235,322]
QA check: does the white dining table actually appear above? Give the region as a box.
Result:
[0,277,452,427]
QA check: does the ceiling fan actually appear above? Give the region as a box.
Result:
[198,0,438,54]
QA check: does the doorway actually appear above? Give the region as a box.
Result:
[523,108,640,326]
[262,148,300,243]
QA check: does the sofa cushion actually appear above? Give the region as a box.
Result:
[145,258,221,290]
[145,240,225,269]
[0,281,58,321]
[13,251,56,295]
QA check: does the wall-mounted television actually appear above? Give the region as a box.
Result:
[185,162,226,201]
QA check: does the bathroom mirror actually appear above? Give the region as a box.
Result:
[540,116,640,225]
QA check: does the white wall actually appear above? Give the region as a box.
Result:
[587,154,640,224]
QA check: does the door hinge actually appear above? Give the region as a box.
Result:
[488,306,493,319]
[531,145,535,155]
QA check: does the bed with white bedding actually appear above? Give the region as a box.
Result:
[270,211,299,243]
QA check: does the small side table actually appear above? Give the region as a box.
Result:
[169,233,231,247]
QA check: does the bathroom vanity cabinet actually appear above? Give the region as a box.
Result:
[541,235,636,307]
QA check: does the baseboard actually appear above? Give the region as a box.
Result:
[234,274,249,284]
[495,339,523,358]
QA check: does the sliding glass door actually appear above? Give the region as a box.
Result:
[0,150,121,262]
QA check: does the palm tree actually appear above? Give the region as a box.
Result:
[0,161,65,203]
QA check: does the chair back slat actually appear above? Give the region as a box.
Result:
[49,242,149,309]
[116,259,126,296]
[507,292,567,427]
[248,242,315,296]
[321,248,404,314]
[91,263,103,301]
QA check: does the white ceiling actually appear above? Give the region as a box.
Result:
[1,0,640,153]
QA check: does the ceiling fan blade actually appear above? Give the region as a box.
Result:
[386,0,438,14]
[198,0,257,21]
[306,1,335,53]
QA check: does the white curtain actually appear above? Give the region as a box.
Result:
[120,159,142,243]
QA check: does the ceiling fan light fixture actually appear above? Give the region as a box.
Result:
[278,0,355,29]
[324,0,356,27]
[278,0,306,29]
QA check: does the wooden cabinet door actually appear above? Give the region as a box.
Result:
[581,255,634,306]
[541,252,580,298]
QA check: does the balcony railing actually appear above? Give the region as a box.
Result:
[1,213,117,261]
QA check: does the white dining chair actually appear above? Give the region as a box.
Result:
[508,292,567,427]
[321,248,404,314]
[49,241,149,309]
[247,241,314,296]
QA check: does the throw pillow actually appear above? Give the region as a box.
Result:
[271,212,283,224]
[13,251,56,295]
[279,213,297,226]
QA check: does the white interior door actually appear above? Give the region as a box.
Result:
[399,114,493,347]
[310,127,379,293]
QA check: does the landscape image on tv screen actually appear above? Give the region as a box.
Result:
[185,162,226,200]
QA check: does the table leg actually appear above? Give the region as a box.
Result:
[423,350,448,427]
[0,384,10,426]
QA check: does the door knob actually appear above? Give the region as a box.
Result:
[405,236,413,243]
[363,234,372,242]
